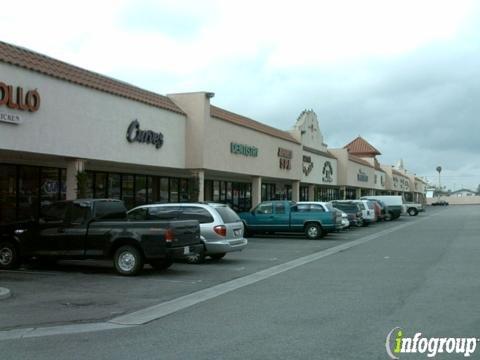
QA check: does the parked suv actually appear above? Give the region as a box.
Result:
[127,203,247,263]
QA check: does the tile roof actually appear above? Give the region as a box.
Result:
[0,41,185,115]
[210,105,300,144]
[344,136,381,156]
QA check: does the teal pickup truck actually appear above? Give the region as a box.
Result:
[238,201,341,239]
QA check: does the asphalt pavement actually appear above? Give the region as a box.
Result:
[1,206,479,359]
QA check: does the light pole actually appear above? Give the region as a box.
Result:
[436,166,442,199]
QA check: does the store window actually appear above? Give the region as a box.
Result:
[300,186,309,201]
[17,166,40,221]
[345,187,357,200]
[315,187,340,201]
[170,178,179,203]
[94,172,108,198]
[136,175,147,205]
[213,181,220,202]
[109,173,121,200]
[0,164,17,224]
[204,180,251,212]
[261,183,276,201]
[160,177,169,203]
[122,175,134,209]
[179,178,189,202]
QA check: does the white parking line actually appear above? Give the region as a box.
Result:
[0,214,438,340]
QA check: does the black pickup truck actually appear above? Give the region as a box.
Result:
[0,199,202,276]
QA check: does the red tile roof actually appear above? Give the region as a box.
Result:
[210,105,300,144]
[344,136,381,156]
[0,41,185,115]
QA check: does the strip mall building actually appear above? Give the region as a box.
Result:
[0,41,427,224]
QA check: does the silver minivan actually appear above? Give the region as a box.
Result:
[127,203,248,263]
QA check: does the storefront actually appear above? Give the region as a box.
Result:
[167,93,304,210]
[0,42,192,223]
[0,41,428,222]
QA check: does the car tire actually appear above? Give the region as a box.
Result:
[243,223,254,237]
[305,223,323,240]
[0,241,21,270]
[150,258,174,270]
[210,253,226,260]
[113,245,144,276]
[408,208,418,216]
[186,252,205,264]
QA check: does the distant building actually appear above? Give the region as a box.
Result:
[450,189,477,197]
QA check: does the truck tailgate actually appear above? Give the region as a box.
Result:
[168,220,201,247]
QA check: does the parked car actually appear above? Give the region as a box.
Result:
[238,200,341,240]
[0,199,203,275]
[298,201,343,230]
[360,196,403,220]
[330,201,363,227]
[333,208,350,229]
[128,203,247,263]
[404,202,425,216]
[334,200,376,226]
[431,200,449,206]
[367,199,384,221]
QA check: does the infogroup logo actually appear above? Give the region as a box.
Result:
[385,327,479,359]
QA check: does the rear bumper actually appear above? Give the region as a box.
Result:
[166,244,205,259]
[204,238,248,254]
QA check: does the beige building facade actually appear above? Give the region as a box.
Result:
[0,41,427,224]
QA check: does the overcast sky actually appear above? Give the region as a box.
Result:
[2,0,479,190]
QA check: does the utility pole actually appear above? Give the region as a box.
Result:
[436,166,442,200]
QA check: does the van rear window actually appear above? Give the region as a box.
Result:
[215,206,241,223]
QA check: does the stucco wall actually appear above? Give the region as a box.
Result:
[301,151,337,185]
[0,63,186,169]
[203,116,302,180]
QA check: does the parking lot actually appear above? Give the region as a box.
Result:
[0,212,432,331]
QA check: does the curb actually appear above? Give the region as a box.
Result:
[0,287,11,300]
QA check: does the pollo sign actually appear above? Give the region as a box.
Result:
[0,82,40,125]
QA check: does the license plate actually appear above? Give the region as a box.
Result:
[234,230,241,237]
[183,246,190,255]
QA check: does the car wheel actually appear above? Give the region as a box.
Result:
[0,241,21,270]
[305,223,322,240]
[150,258,174,270]
[243,223,254,237]
[210,253,226,260]
[408,208,418,216]
[186,252,205,264]
[113,245,144,276]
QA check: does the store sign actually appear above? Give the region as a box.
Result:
[126,119,164,149]
[357,169,369,182]
[302,155,314,176]
[322,161,334,183]
[0,82,41,113]
[278,147,292,170]
[0,112,22,125]
[230,142,258,157]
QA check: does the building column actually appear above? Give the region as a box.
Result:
[308,185,315,201]
[341,186,346,200]
[251,176,262,208]
[292,180,300,202]
[193,170,205,202]
[356,188,361,199]
[66,159,86,200]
